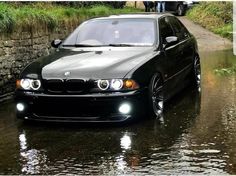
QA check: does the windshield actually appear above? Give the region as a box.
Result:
[63,18,156,47]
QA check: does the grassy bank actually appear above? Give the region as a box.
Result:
[0,3,141,33]
[186,2,233,40]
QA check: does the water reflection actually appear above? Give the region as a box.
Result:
[18,131,48,174]
[120,133,132,150]
[19,133,27,150]
[13,89,200,175]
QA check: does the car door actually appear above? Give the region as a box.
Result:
[158,16,182,100]
[168,16,195,83]
[165,1,178,11]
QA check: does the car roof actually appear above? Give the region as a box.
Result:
[92,13,174,20]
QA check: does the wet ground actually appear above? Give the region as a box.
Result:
[0,50,236,174]
[179,17,232,51]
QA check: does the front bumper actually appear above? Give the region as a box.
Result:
[15,89,147,122]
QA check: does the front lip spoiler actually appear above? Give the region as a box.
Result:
[24,114,132,123]
[18,89,145,98]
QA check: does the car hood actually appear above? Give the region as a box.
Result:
[22,47,157,80]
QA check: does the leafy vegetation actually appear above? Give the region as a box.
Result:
[0,3,15,33]
[0,2,140,33]
[214,65,236,76]
[186,2,233,40]
[53,1,126,9]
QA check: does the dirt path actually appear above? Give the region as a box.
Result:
[178,17,232,51]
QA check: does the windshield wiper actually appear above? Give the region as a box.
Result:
[63,44,101,47]
[63,43,136,47]
[108,43,135,47]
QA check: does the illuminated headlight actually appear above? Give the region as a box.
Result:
[111,79,123,90]
[18,79,41,90]
[119,103,131,114]
[96,79,139,91]
[20,79,31,90]
[97,80,109,90]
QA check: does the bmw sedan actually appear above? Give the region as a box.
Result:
[15,14,201,123]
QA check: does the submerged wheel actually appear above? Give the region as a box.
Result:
[148,73,164,118]
[193,55,201,91]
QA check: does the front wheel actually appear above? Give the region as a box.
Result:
[176,4,185,16]
[193,56,201,91]
[148,73,164,118]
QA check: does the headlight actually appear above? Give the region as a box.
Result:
[97,79,139,91]
[30,80,41,90]
[17,79,41,91]
[111,79,123,90]
[20,79,31,90]
[97,80,109,90]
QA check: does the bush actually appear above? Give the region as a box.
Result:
[0,3,15,32]
[215,65,236,76]
[0,2,139,33]
[105,2,126,9]
[186,2,233,40]
[53,1,126,9]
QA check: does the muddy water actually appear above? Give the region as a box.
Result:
[0,50,236,174]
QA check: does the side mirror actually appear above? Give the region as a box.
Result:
[51,39,62,48]
[164,36,178,48]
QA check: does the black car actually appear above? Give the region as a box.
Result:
[166,1,199,16]
[15,14,201,123]
[148,1,198,16]
[166,1,189,16]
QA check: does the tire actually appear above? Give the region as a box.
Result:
[193,55,201,91]
[177,4,185,16]
[148,73,164,118]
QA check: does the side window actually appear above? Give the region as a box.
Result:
[168,16,190,41]
[177,18,190,37]
[159,17,175,44]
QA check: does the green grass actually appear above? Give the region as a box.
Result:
[215,65,236,76]
[0,3,15,33]
[186,2,233,41]
[213,23,233,39]
[0,3,141,33]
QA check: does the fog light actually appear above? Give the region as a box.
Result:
[119,103,131,114]
[16,103,25,112]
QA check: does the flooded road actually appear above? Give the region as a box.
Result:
[0,50,236,174]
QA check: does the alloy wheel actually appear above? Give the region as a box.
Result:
[177,5,184,16]
[151,75,164,117]
[194,56,201,91]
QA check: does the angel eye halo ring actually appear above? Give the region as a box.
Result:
[20,79,31,90]
[97,79,139,91]
[19,79,41,90]
[97,80,109,90]
[111,79,123,90]
[30,80,41,90]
